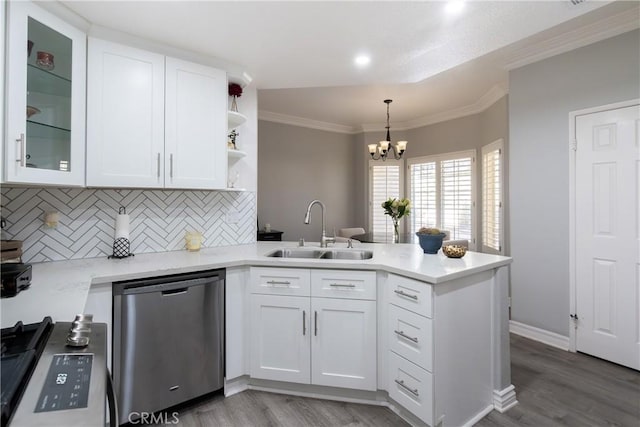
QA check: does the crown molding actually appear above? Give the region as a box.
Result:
[258,111,360,134]
[260,83,508,135]
[361,82,508,133]
[504,5,640,71]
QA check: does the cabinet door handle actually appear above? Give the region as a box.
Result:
[394,379,419,397]
[394,289,418,300]
[266,280,291,286]
[170,153,174,178]
[314,311,318,336]
[329,283,356,288]
[16,134,25,167]
[157,153,161,178]
[394,330,419,343]
[303,311,306,335]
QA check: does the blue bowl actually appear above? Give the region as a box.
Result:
[416,232,446,254]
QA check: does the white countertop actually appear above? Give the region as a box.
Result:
[1,241,511,328]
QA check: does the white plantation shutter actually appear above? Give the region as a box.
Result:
[408,150,476,248]
[482,140,503,254]
[370,161,401,234]
[409,161,437,232]
[440,157,473,241]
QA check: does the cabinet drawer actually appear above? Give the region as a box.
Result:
[388,304,432,371]
[388,351,433,425]
[250,267,310,296]
[311,270,376,300]
[387,274,432,318]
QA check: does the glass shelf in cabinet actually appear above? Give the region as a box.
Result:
[27,120,71,134]
[27,64,71,98]
[27,120,71,141]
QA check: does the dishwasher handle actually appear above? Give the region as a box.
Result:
[162,288,187,296]
[120,276,218,296]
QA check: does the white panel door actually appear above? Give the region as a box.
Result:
[250,295,310,384]
[86,38,165,188]
[575,104,639,370]
[165,58,227,189]
[311,298,377,390]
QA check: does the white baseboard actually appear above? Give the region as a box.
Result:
[224,376,249,397]
[493,385,518,413]
[509,320,570,351]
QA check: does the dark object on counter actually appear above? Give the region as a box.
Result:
[1,263,32,298]
[108,237,134,259]
[1,240,23,262]
[0,317,54,426]
[416,232,447,254]
[257,230,283,241]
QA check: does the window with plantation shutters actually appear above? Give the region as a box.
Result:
[369,160,402,234]
[408,150,476,248]
[409,161,437,230]
[482,140,503,254]
[441,157,473,241]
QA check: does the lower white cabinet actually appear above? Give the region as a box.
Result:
[249,267,377,391]
[312,297,376,390]
[250,294,310,384]
[388,351,433,423]
[388,303,433,371]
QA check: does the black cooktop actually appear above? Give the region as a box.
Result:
[0,317,53,426]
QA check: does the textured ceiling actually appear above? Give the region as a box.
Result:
[62,0,639,129]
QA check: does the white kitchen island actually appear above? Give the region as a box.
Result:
[0,241,514,426]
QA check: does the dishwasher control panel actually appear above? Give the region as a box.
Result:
[34,354,93,412]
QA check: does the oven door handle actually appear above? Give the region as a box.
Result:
[107,369,119,426]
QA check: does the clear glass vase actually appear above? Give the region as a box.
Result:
[392,218,400,243]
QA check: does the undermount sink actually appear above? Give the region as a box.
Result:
[266,248,373,260]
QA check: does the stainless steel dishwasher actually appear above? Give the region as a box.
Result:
[112,269,224,425]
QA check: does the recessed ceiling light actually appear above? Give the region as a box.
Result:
[445,1,465,15]
[354,55,371,68]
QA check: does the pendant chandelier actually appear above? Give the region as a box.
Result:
[368,99,407,161]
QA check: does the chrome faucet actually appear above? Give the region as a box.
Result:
[303,200,335,248]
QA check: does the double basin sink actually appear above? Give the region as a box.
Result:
[266,248,373,260]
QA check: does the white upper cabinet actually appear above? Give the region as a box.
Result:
[5,1,86,186]
[86,38,165,188]
[86,38,227,189]
[165,58,227,189]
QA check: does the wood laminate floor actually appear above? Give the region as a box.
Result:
[167,335,639,427]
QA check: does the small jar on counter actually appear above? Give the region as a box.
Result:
[185,231,203,251]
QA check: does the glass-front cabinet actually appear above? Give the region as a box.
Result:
[5,1,86,185]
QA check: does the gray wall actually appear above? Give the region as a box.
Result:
[257,120,360,242]
[509,29,640,336]
[259,98,509,244]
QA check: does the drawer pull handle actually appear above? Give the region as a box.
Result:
[303,311,306,335]
[329,283,356,288]
[394,289,418,300]
[267,280,291,286]
[395,379,419,397]
[314,311,318,336]
[394,330,418,343]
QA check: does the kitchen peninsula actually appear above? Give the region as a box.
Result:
[0,242,514,426]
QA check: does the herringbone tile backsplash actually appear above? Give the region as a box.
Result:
[1,187,256,263]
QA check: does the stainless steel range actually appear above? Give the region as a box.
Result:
[0,317,115,426]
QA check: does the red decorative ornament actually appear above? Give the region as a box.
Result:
[228,83,243,97]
